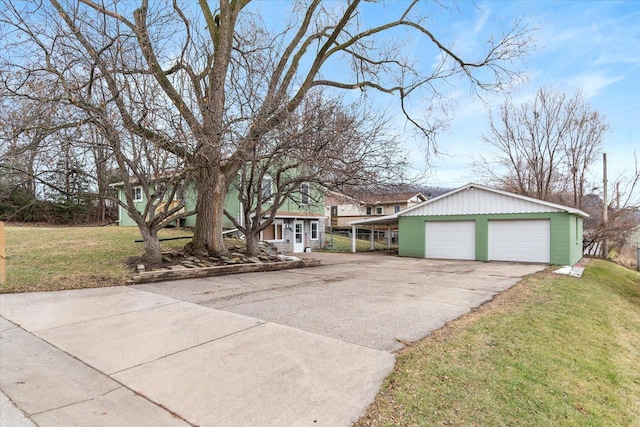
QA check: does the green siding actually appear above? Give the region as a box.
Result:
[476,217,489,261]
[399,212,584,265]
[117,182,324,229]
[569,216,584,265]
[398,217,426,257]
[117,189,148,227]
[278,184,325,214]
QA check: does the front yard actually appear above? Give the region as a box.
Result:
[1,226,192,292]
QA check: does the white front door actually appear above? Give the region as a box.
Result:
[293,220,304,253]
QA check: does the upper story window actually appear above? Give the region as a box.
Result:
[132,186,143,202]
[366,206,372,215]
[375,206,383,215]
[262,175,273,201]
[394,205,401,213]
[300,182,310,205]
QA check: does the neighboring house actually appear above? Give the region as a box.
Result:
[115,180,326,253]
[325,190,427,230]
[349,183,588,265]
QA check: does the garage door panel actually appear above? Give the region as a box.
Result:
[425,221,475,260]
[489,220,550,263]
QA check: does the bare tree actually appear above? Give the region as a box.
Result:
[226,92,409,256]
[583,156,640,258]
[1,0,201,261]
[477,88,609,208]
[2,0,532,256]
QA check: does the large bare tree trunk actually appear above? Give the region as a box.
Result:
[190,168,229,257]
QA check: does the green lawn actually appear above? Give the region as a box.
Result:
[356,259,640,426]
[1,225,192,293]
[323,233,391,252]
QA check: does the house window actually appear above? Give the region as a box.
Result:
[132,186,142,202]
[375,206,383,215]
[262,175,273,201]
[300,182,310,205]
[311,221,319,240]
[262,220,283,241]
[366,206,372,215]
[394,205,401,213]
[330,206,338,217]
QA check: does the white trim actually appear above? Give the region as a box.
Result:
[273,214,327,220]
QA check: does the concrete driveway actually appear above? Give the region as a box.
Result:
[0,253,545,426]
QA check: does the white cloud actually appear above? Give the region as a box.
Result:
[566,72,624,99]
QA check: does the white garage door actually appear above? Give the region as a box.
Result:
[489,220,550,263]
[425,221,475,260]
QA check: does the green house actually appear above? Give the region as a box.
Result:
[350,183,588,265]
[116,180,326,254]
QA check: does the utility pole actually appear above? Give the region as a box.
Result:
[602,153,608,259]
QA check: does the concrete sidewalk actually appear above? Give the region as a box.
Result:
[0,287,394,427]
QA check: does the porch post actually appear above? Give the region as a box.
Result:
[370,226,375,251]
[387,225,391,249]
[351,226,357,253]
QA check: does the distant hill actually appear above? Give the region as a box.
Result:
[416,186,454,199]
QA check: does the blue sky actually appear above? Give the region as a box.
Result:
[399,0,640,193]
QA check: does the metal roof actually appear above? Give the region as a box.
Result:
[349,183,589,227]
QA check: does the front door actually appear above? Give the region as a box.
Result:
[293,220,304,253]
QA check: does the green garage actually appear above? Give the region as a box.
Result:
[352,183,588,266]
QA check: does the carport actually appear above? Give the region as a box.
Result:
[348,214,399,253]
